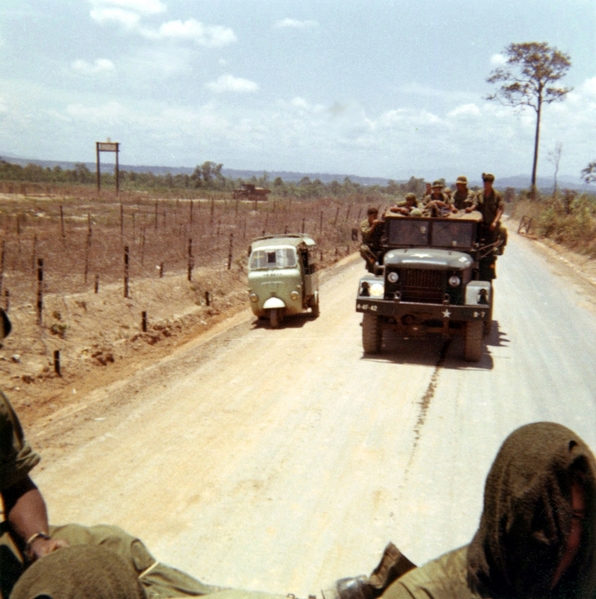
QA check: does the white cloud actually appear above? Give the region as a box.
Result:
[490,53,507,66]
[72,58,116,75]
[580,76,596,99]
[274,18,320,29]
[90,6,237,48]
[89,0,166,16]
[448,103,481,118]
[141,19,236,47]
[206,74,259,94]
[90,7,140,27]
[66,101,127,124]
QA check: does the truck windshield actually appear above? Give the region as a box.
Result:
[386,218,476,249]
[249,247,297,270]
[431,221,475,248]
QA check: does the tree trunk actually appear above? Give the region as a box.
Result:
[531,93,543,195]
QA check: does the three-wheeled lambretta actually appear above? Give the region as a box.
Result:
[248,234,320,328]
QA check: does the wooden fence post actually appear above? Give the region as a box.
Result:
[187,238,193,281]
[60,205,66,242]
[228,233,234,270]
[54,350,61,377]
[84,214,92,284]
[0,240,5,299]
[36,259,43,325]
[124,245,130,298]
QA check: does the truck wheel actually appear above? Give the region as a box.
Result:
[483,288,494,336]
[362,313,382,354]
[311,296,320,318]
[464,321,483,362]
[270,308,281,329]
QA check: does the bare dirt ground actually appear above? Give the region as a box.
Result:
[1,255,353,451]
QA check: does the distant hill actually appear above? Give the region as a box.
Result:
[0,153,592,192]
[495,174,590,192]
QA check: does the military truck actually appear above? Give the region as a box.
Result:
[355,211,499,362]
[233,183,271,201]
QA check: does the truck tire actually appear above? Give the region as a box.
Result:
[483,311,493,336]
[311,296,320,318]
[464,321,483,362]
[483,287,494,336]
[362,313,382,354]
[270,308,281,329]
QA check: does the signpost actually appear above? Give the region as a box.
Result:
[96,140,120,194]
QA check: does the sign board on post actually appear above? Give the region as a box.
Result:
[97,142,119,152]
[95,141,120,194]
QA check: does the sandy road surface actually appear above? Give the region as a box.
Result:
[32,230,596,597]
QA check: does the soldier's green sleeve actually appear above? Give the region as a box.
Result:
[50,523,237,598]
[0,390,41,491]
[380,547,469,599]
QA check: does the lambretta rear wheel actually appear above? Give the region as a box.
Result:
[270,308,281,329]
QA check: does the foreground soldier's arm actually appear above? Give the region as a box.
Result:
[3,477,68,561]
[0,390,68,562]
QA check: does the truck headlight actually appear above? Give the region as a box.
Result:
[249,292,259,303]
[448,275,461,287]
[387,271,399,283]
[369,283,384,297]
[290,290,300,301]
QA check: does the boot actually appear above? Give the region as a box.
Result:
[321,543,416,599]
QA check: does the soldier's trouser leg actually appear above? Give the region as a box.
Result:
[359,245,376,272]
[498,223,507,255]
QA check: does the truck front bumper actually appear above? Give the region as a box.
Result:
[355,298,489,322]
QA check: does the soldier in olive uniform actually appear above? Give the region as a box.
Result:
[475,173,507,254]
[379,423,596,599]
[389,193,419,216]
[424,181,455,217]
[360,207,384,271]
[451,176,477,213]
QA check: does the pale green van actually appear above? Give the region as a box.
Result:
[248,234,320,328]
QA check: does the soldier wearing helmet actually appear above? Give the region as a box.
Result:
[476,173,507,254]
[451,176,477,213]
[389,193,419,216]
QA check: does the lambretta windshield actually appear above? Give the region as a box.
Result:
[249,247,297,270]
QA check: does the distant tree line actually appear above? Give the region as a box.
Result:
[0,158,431,199]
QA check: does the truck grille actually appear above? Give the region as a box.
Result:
[400,269,445,303]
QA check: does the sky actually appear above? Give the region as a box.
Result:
[0,0,594,182]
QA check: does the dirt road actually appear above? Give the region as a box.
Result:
[31,230,596,597]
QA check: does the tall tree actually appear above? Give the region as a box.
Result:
[486,42,572,191]
[581,161,596,185]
